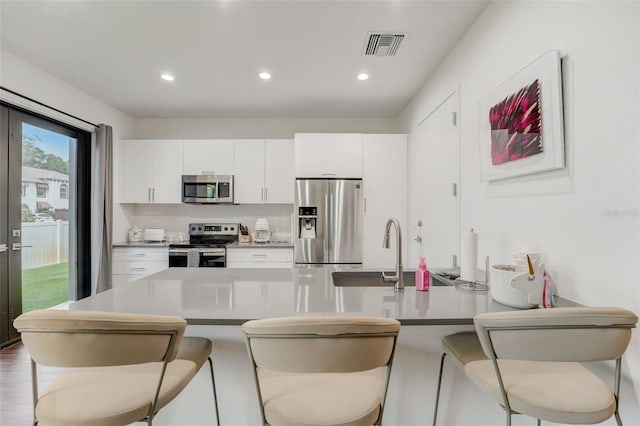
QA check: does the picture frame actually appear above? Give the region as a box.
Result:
[478,50,565,182]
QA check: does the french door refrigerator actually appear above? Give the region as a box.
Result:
[295,179,363,264]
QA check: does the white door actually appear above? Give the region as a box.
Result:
[183,140,235,175]
[152,140,183,203]
[362,134,407,268]
[120,140,153,203]
[234,140,265,204]
[409,93,459,268]
[265,139,294,204]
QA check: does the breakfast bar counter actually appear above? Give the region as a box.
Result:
[71,267,575,324]
[68,267,591,426]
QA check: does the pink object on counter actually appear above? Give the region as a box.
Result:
[415,256,430,291]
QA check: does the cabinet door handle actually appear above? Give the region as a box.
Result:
[261,188,264,202]
[264,187,268,202]
[152,188,156,202]
[252,254,268,258]
[129,254,146,258]
[148,188,152,202]
[130,267,146,272]
[321,173,336,177]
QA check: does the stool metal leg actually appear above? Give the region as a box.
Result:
[432,352,447,426]
[208,357,220,426]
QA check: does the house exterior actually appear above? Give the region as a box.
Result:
[21,166,69,214]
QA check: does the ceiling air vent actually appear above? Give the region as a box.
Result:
[364,32,405,56]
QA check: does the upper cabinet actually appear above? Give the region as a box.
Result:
[294,133,363,178]
[234,140,266,204]
[183,140,235,175]
[234,139,294,204]
[362,134,408,268]
[119,140,183,203]
[265,139,294,203]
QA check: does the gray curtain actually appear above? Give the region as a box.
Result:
[91,124,113,294]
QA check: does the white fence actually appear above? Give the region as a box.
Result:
[21,221,69,270]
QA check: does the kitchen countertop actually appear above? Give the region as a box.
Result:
[71,266,577,325]
[112,242,171,248]
[227,241,294,249]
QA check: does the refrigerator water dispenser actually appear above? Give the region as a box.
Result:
[298,207,317,239]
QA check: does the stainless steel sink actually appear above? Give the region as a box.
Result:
[331,271,450,287]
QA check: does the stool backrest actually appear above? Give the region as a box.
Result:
[474,307,637,362]
[242,316,400,373]
[14,310,187,367]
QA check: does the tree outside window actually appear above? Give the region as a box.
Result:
[21,183,27,196]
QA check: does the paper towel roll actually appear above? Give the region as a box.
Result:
[460,229,478,281]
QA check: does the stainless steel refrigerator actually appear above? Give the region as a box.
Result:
[295,179,363,264]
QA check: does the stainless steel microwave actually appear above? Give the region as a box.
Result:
[182,175,234,204]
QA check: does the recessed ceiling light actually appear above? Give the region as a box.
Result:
[160,73,174,81]
[259,72,271,80]
[357,73,369,81]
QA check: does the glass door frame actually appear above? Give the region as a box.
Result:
[1,103,92,346]
[0,105,10,344]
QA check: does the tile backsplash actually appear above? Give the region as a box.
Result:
[123,204,294,242]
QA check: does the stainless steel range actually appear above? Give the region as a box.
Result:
[168,223,238,268]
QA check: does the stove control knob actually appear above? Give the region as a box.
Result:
[198,226,203,231]
[224,227,228,231]
[191,226,196,231]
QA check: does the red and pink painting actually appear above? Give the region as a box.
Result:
[478,51,565,181]
[489,79,542,165]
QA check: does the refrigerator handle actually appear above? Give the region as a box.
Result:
[324,193,329,260]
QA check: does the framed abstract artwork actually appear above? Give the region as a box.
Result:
[478,50,565,181]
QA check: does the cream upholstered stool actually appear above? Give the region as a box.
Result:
[432,331,488,425]
[242,316,401,426]
[435,307,637,426]
[14,309,220,426]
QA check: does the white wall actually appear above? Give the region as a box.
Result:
[400,0,640,410]
[0,50,137,243]
[134,117,401,139]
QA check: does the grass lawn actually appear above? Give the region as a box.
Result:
[22,262,69,312]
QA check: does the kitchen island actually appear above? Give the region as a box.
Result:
[68,267,598,426]
[71,266,573,324]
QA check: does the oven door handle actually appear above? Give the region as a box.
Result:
[200,249,226,255]
[169,249,190,255]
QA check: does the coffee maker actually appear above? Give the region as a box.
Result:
[254,218,272,243]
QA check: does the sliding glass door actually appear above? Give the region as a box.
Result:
[0,104,91,347]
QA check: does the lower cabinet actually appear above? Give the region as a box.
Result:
[226,247,293,268]
[111,246,169,288]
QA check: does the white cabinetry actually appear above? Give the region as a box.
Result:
[234,139,294,204]
[120,140,183,203]
[234,140,266,204]
[362,134,408,268]
[265,139,294,203]
[111,246,169,288]
[183,140,235,175]
[294,133,363,178]
[226,247,294,268]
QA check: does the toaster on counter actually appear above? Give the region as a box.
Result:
[143,228,165,242]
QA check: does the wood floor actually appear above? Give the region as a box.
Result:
[0,342,62,426]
